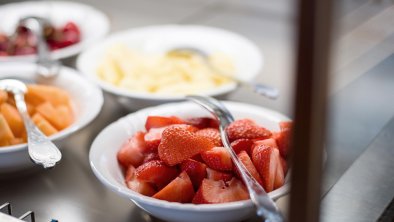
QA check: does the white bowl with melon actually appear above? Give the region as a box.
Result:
[90,101,291,222]
[0,62,103,174]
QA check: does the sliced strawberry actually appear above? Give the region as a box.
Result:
[144,127,166,152]
[206,168,233,182]
[125,165,156,196]
[251,138,278,154]
[135,160,179,188]
[201,147,233,171]
[231,139,254,154]
[185,117,219,129]
[191,154,204,162]
[153,171,195,203]
[280,157,288,175]
[145,116,185,131]
[192,178,249,204]
[181,159,207,189]
[273,121,293,157]
[196,128,222,146]
[158,125,214,166]
[274,159,285,189]
[251,144,281,192]
[117,132,146,168]
[226,119,272,142]
[236,151,263,186]
[143,152,160,164]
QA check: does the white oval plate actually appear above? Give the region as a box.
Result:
[90,101,290,222]
[0,62,104,173]
[0,1,110,61]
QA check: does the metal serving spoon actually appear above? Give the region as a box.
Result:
[168,48,279,99]
[186,95,283,222]
[0,79,62,168]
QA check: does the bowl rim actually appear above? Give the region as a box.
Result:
[0,0,110,61]
[90,101,291,211]
[77,24,263,100]
[0,63,104,154]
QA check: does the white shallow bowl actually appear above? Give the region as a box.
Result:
[0,62,103,174]
[77,25,263,110]
[90,101,290,222]
[0,1,110,61]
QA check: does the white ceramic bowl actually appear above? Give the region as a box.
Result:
[77,25,263,110]
[0,62,104,174]
[90,101,290,222]
[0,1,110,61]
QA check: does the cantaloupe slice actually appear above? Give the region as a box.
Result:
[1,103,25,137]
[32,113,58,136]
[25,85,71,107]
[0,113,15,146]
[0,90,8,104]
[35,102,64,130]
[57,105,74,129]
[9,137,26,145]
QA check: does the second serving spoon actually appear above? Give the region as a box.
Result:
[0,79,62,168]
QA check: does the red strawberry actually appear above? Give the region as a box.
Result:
[236,151,263,186]
[192,178,249,204]
[158,125,214,166]
[191,154,204,162]
[273,121,293,157]
[153,171,195,203]
[201,147,233,171]
[251,138,278,154]
[144,127,166,152]
[274,159,285,189]
[231,139,254,154]
[206,168,233,182]
[280,157,288,175]
[181,159,207,189]
[185,117,219,129]
[226,119,272,142]
[196,128,222,146]
[117,132,146,168]
[145,116,185,131]
[125,165,156,196]
[251,144,282,192]
[143,152,160,164]
[135,160,179,188]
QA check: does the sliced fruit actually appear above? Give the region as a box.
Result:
[117,132,146,168]
[236,151,263,186]
[0,113,14,145]
[125,165,156,196]
[35,102,66,130]
[56,105,74,129]
[0,90,7,104]
[274,159,285,189]
[251,138,278,154]
[226,119,272,141]
[180,159,207,189]
[273,121,293,157]
[230,139,254,154]
[144,127,166,152]
[153,171,195,203]
[144,116,184,131]
[158,125,214,166]
[32,113,58,136]
[252,144,281,192]
[184,117,218,129]
[201,147,233,171]
[192,178,249,204]
[206,168,233,182]
[280,157,288,175]
[26,84,71,107]
[143,152,160,164]
[195,128,222,146]
[1,103,24,137]
[135,160,179,188]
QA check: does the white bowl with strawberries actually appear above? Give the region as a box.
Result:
[90,101,291,222]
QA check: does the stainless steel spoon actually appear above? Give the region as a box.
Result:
[186,95,283,222]
[168,48,279,99]
[0,79,62,168]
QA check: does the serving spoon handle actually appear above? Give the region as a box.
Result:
[186,96,283,222]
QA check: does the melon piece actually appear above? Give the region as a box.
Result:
[1,103,24,137]
[56,105,74,129]
[25,85,71,107]
[32,113,58,136]
[0,114,14,146]
[36,102,66,130]
[9,137,26,145]
[0,90,8,104]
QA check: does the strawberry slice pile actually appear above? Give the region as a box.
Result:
[117,115,292,204]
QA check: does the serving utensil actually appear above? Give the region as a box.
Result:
[186,95,283,222]
[0,79,62,168]
[169,48,279,99]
